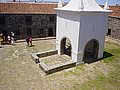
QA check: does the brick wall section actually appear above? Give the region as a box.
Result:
[108,16,120,40]
[0,14,56,39]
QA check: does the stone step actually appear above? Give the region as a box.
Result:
[39,60,76,75]
[31,50,58,64]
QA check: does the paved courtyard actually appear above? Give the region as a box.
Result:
[0,38,120,90]
[40,54,71,66]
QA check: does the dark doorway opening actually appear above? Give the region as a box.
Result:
[27,28,32,36]
[2,31,7,36]
[60,38,72,57]
[48,28,53,36]
[2,31,7,42]
[107,29,111,36]
[83,39,99,64]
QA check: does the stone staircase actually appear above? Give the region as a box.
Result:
[39,59,76,75]
[31,50,76,75]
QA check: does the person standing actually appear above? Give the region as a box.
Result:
[0,33,3,48]
[29,36,32,47]
[26,36,29,46]
[11,32,15,45]
[7,34,11,45]
[11,37,15,45]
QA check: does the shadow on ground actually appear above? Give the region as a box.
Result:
[84,51,114,64]
[99,51,114,60]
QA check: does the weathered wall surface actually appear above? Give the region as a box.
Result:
[1,14,120,41]
[108,16,120,40]
[0,14,56,40]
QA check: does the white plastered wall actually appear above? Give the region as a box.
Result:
[77,12,108,64]
[56,10,108,64]
[56,11,81,62]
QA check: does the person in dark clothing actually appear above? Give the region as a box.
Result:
[29,37,32,47]
[26,36,29,46]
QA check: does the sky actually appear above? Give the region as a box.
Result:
[46,0,120,5]
[0,0,120,5]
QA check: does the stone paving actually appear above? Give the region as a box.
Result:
[39,54,76,74]
[40,54,71,66]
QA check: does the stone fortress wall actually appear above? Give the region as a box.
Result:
[0,14,56,40]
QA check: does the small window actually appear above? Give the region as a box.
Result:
[41,19,45,24]
[0,17,6,25]
[16,30,20,36]
[27,28,32,35]
[49,16,54,23]
[39,29,43,34]
[118,18,120,20]
[107,29,111,36]
[25,16,32,25]
[19,16,23,21]
[48,28,53,36]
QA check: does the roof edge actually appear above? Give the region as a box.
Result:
[54,8,112,13]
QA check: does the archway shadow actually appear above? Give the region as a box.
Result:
[84,51,113,64]
[99,51,114,60]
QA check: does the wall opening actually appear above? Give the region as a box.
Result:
[48,28,53,36]
[107,29,111,36]
[25,16,32,25]
[27,28,32,36]
[60,38,72,57]
[2,31,7,42]
[16,30,20,36]
[83,39,99,64]
[0,16,6,25]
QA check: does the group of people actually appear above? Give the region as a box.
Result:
[26,36,32,47]
[0,31,33,48]
[7,32,15,45]
[0,32,15,47]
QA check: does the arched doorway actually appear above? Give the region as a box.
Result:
[60,37,72,57]
[83,39,99,64]
[2,31,7,42]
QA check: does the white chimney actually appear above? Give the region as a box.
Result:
[78,0,84,10]
[104,0,109,10]
[58,0,63,8]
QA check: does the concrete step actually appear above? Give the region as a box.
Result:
[39,60,76,75]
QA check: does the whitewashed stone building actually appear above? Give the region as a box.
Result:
[55,0,112,64]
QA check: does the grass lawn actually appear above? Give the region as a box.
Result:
[0,38,120,90]
[72,38,120,90]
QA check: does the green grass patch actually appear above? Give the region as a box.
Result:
[64,64,85,77]
[73,71,120,90]
[71,40,120,90]
[102,41,120,63]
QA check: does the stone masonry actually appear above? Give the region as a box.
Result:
[1,14,120,41]
[108,16,120,40]
[0,14,56,40]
